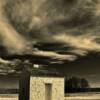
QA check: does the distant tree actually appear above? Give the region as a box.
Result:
[12,59,32,71]
[65,77,90,89]
[12,59,23,71]
[81,78,90,88]
[65,77,80,89]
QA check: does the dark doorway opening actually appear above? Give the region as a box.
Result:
[45,83,52,100]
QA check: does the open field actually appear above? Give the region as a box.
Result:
[65,92,100,100]
[0,93,100,100]
[0,94,18,100]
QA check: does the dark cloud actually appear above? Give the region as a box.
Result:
[0,0,99,61]
[0,0,100,86]
[4,0,99,36]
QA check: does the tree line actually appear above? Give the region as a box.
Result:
[65,77,90,93]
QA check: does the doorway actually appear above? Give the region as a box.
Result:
[45,83,52,100]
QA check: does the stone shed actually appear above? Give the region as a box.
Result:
[30,69,64,100]
[19,67,65,100]
[0,59,65,100]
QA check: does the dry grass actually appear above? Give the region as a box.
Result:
[65,92,100,100]
[0,94,18,100]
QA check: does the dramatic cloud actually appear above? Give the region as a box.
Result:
[67,49,88,56]
[33,49,76,61]
[53,33,100,51]
[0,58,11,64]
[0,0,31,54]
[0,0,100,63]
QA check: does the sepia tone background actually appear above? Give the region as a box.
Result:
[0,0,100,87]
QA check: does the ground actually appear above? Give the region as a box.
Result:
[0,92,100,100]
[0,94,18,100]
[65,92,100,100]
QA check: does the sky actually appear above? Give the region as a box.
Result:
[0,0,100,87]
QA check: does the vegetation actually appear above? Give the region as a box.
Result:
[65,77,90,93]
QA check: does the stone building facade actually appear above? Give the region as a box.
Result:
[0,65,65,100]
[30,76,64,100]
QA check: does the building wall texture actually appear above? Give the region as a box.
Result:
[30,76,64,100]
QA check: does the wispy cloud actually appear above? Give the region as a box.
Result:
[33,49,76,62]
[68,49,88,56]
[0,0,100,63]
[54,34,100,51]
[0,58,11,64]
[0,0,31,54]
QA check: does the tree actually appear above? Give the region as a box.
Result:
[81,78,90,88]
[65,77,90,89]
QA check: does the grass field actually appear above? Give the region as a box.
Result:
[65,92,100,100]
[0,93,100,100]
[0,94,18,100]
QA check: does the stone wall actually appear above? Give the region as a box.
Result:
[30,76,64,100]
